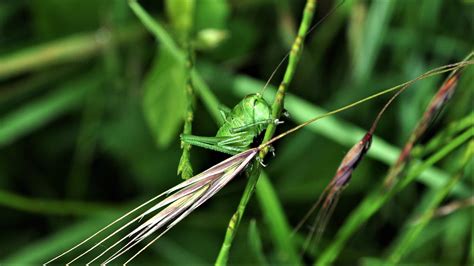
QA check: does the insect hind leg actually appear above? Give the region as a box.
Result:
[180,134,248,155]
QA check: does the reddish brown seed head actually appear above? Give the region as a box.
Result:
[385,73,460,190]
[333,133,372,188]
[423,73,459,125]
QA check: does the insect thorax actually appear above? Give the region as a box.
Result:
[216,94,272,141]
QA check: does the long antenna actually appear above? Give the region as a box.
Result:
[260,0,346,94]
[259,60,472,150]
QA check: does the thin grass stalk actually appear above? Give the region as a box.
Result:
[387,141,474,263]
[0,71,102,147]
[128,1,299,263]
[0,189,115,216]
[315,55,473,264]
[384,52,473,189]
[215,1,317,265]
[0,66,78,104]
[427,196,474,219]
[0,25,143,80]
[411,113,474,158]
[248,220,268,265]
[246,62,469,264]
[178,1,197,179]
[315,121,473,265]
[128,0,223,124]
[67,87,104,198]
[261,61,471,148]
[221,64,469,196]
[256,172,300,263]
[212,59,472,264]
[397,128,473,190]
[295,87,405,255]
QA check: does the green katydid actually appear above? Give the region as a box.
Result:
[179,0,347,156]
[180,93,282,155]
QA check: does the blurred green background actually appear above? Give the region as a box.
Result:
[0,0,472,265]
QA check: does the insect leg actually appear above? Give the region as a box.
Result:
[217,133,247,145]
[181,134,248,155]
[181,135,238,155]
[218,105,232,123]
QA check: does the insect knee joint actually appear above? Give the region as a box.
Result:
[256,157,267,167]
[274,119,284,125]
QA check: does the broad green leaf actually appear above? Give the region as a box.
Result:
[165,0,195,35]
[143,45,187,148]
[195,0,229,31]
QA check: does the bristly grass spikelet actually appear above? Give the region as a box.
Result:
[292,55,472,255]
[293,87,406,254]
[44,148,258,265]
[314,54,473,266]
[384,52,473,189]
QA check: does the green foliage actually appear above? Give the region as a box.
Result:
[0,72,100,146]
[248,220,268,265]
[30,0,107,38]
[0,0,472,265]
[194,0,229,31]
[142,45,187,148]
[165,0,195,35]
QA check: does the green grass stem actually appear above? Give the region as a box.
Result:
[0,25,143,80]
[0,71,101,146]
[255,172,300,264]
[216,1,317,264]
[0,189,115,216]
[387,140,473,263]
[128,0,222,124]
[225,70,470,196]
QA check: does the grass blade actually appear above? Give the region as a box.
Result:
[0,71,101,146]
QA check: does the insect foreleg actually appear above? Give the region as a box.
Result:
[218,105,232,123]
